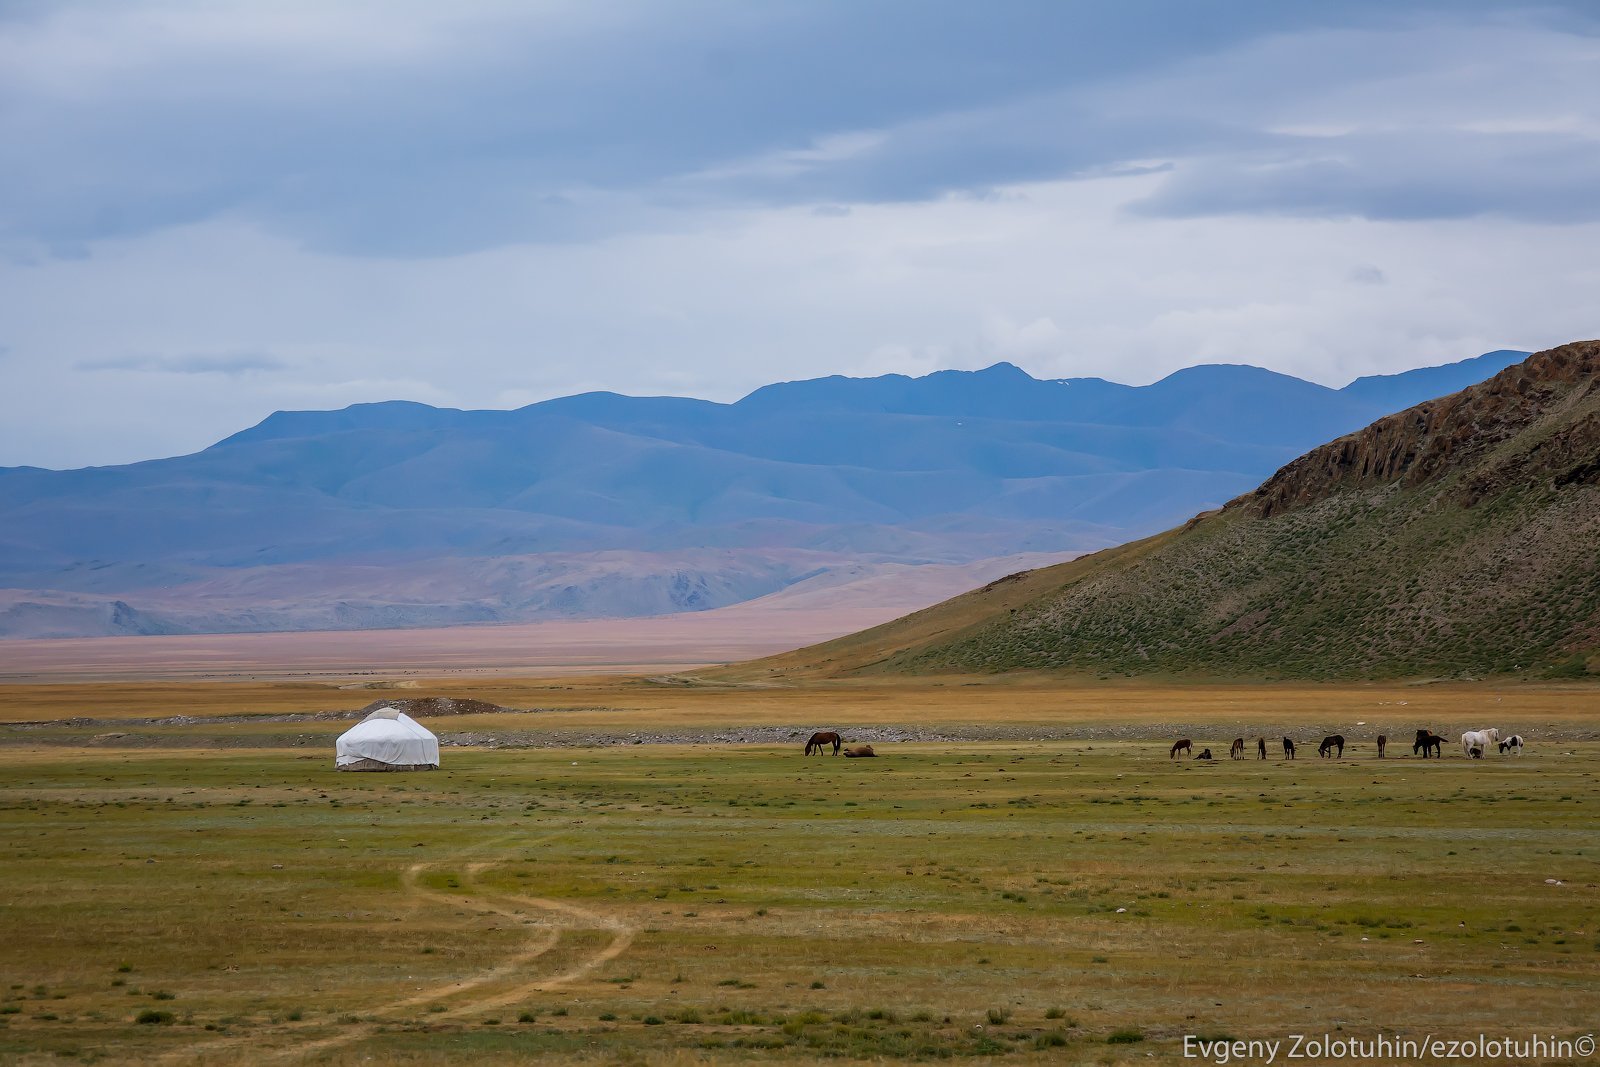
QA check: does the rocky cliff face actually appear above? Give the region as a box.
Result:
[1234,341,1600,518]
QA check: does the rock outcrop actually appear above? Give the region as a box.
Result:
[1234,341,1600,518]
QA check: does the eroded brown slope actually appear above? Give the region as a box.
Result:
[1240,339,1600,516]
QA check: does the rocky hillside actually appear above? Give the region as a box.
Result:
[1240,341,1600,517]
[733,341,1600,680]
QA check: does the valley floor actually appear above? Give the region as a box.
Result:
[0,605,898,684]
[0,677,1597,1063]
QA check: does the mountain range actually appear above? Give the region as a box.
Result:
[0,348,1528,638]
[729,341,1600,681]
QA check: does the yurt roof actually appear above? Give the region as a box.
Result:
[335,707,439,769]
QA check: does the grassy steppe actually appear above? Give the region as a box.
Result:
[2,698,1597,1064]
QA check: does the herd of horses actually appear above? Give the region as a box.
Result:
[1170,728,1526,761]
[802,727,1527,762]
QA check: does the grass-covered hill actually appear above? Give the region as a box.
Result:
[731,340,1600,681]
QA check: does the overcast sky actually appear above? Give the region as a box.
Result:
[2,1,1598,469]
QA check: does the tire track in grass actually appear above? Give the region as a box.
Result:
[440,886,636,1016]
[171,831,636,1064]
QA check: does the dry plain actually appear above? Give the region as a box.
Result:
[0,552,1075,683]
[1,667,1598,1065]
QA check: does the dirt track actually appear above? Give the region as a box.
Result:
[168,830,636,1065]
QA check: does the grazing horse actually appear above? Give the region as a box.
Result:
[1499,734,1525,755]
[804,731,842,756]
[1282,737,1296,759]
[1230,738,1245,760]
[1461,728,1500,758]
[1170,739,1192,759]
[842,744,877,758]
[1413,729,1444,758]
[1257,737,1267,760]
[1318,735,1345,758]
[1194,748,1214,760]
[1376,734,1387,758]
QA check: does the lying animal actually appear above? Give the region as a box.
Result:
[842,744,877,758]
[1194,748,1213,760]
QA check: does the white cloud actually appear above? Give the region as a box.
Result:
[2,169,1595,468]
[1,3,1598,468]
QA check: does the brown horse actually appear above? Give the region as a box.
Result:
[1170,739,1192,759]
[1376,734,1387,758]
[804,731,842,756]
[1257,737,1267,760]
[1318,735,1345,758]
[1230,737,1245,760]
[842,744,877,758]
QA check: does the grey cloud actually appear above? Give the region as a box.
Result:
[1348,266,1387,286]
[77,352,287,376]
[673,97,1261,209]
[1128,130,1600,224]
[5,1,1594,256]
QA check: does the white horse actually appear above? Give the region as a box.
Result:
[1461,728,1500,757]
[1498,734,1524,756]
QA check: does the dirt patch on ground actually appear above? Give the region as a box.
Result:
[357,695,515,719]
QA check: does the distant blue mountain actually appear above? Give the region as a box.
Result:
[1339,349,1527,411]
[0,349,1531,637]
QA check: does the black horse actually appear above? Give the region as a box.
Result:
[804,731,842,756]
[1282,737,1296,759]
[1318,735,1345,758]
[1412,729,1444,758]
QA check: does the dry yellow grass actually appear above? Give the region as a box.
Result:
[3,674,1597,737]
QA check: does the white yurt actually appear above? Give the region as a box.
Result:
[335,706,440,771]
